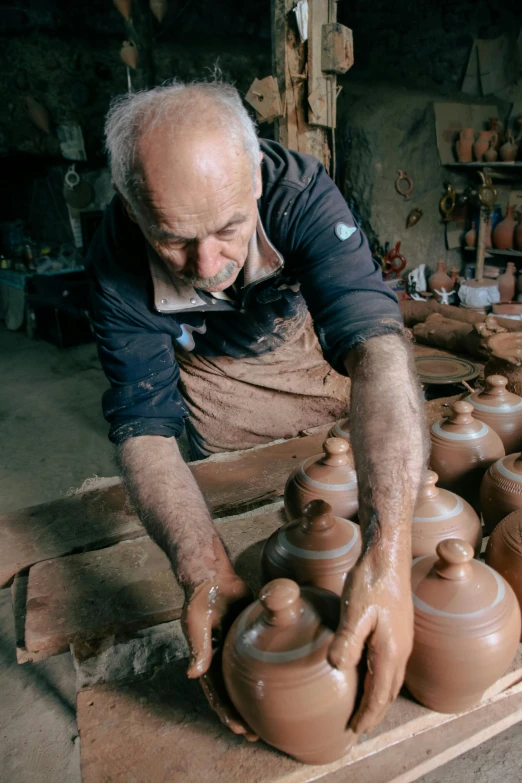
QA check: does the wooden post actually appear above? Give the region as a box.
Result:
[476,206,489,283]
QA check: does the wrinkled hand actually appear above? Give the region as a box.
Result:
[328,547,413,735]
[182,572,258,741]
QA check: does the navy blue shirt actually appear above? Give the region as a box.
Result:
[87,140,403,444]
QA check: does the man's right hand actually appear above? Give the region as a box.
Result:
[182,572,258,741]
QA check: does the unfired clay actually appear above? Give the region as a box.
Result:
[429,400,505,509]
[261,499,362,595]
[480,452,522,535]
[222,578,358,764]
[485,510,522,639]
[412,471,482,558]
[328,418,350,441]
[466,375,522,454]
[405,539,521,712]
[484,332,522,398]
[284,438,358,521]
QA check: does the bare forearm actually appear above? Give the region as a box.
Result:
[345,334,427,554]
[118,436,234,590]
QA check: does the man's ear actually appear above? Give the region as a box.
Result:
[114,185,139,224]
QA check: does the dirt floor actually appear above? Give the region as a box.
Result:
[0,323,521,782]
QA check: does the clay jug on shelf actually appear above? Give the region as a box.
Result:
[500,131,517,162]
[412,471,482,558]
[465,375,522,454]
[464,226,477,248]
[428,261,453,301]
[515,212,522,252]
[284,438,358,522]
[497,260,517,300]
[455,129,474,163]
[429,400,505,510]
[489,117,503,150]
[484,332,522,397]
[484,138,498,163]
[486,511,522,638]
[480,452,522,535]
[493,207,516,251]
[261,499,362,596]
[405,539,521,713]
[222,578,359,764]
[328,418,350,441]
[473,131,491,161]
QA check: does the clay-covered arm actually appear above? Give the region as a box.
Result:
[329,333,427,734]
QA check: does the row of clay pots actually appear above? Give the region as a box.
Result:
[465,208,522,253]
[456,127,520,163]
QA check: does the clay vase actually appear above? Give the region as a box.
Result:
[456,129,474,163]
[150,0,167,21]
[497,260,517,300]
[500,131,517,162]
[489,117,503,150]
[429,400,505,510]
[261,499,362,596]
[222,578,358,764]
[515,212,522,252]
[480,452,522,535]
[473,131,491,161]
[464,227,477,248]
[485,511,522,639]
[405,539,521,713]
[428,261,453,301]
[412,471,482,558]
[466,375,522,454]
[484,138,498,163]
[484,332,522,397]
[493,208,516,251]
[328,418,350,441]
[284,438,358,522]
[114,0,132,19]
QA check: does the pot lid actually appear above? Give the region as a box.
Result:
[493,510,522,555]
[234,579,335,663]
[414,471,466,523]
[279,500,360,558]
[330,418,350,440]
[412,539,504,617]
[432,400,489,440]
[467,375,522,412]
[492,452,522,482]
[302,438,357,488]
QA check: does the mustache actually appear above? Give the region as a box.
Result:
[181,261,238,291]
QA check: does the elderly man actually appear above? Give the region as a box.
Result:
[88,79,425,739]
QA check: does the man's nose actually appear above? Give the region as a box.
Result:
[188,238,222,278]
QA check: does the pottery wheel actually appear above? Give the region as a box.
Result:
[415,356,480,385]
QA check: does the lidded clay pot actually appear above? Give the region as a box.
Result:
[405,539,521,713]
[261,499,362,596]
[328,417,350,441]
[429,400,505,509]
[412,471,482,558]
[466,375,522,454]
[222,578,358,764]
[480,452,522,535]
[284,438,358,521]
[486,510,522,638]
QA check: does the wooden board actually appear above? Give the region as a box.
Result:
[22,505,286,656]
[76,656,522,783]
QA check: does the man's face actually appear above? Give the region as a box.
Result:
[129,130,262,293]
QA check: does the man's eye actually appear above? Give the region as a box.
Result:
[218,228,237,239]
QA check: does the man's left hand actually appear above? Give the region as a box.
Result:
[328,545,413,735]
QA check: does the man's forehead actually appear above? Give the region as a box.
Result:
[148,211,250,242]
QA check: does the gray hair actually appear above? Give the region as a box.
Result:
[104,79,260,211]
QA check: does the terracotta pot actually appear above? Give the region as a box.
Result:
[428,261,453,301]
[114,0,132,19]
[489,117,503,150]
[480,452,522,535]
[412,471,482,558]
[466,375,522,454]
[405,539,521,713]
[328,418,350,441]
[456,129,474,163]
[261,499,362,596]
[493,207,516,251]
[484,332,522,397]
[284,437,358,522]
[473,131,491,161]
[497,260,517,300]
[120,40,138,69]
[150,0,167,21]
[485,511,522,639]
[500,131,517,162]
[222,579,358,763]
[515,212,522,252]
[484,139,498,162]
[429,400,505,510]
[464,227,477,248]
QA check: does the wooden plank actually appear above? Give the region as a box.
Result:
[23,505,286,655]
[76,656,522,783]
[307,0,337,128]
[0,428,331,588]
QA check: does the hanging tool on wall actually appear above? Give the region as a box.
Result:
[395,170,414,200]
[439,182,456,222]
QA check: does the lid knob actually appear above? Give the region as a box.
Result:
[446,400,475,426]
[434,539,473,581]
[418,470,440,501]
[301,499,336,533]
[322,437,349,466]
[484,375,508,398]
[260,579,302,626]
